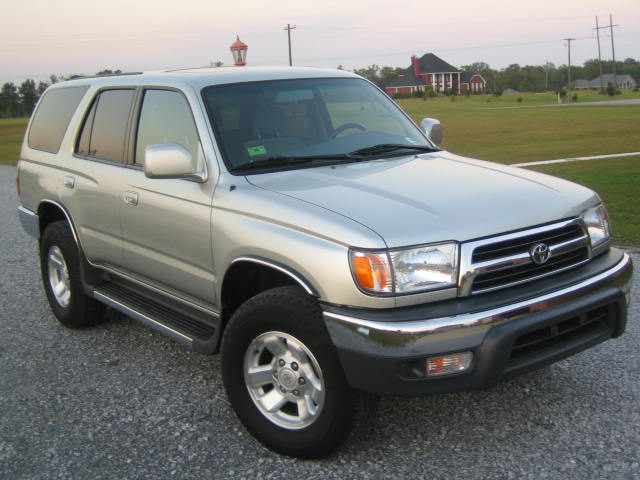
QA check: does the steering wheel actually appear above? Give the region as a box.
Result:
[329,122,367,139]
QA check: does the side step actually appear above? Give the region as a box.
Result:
[93,281,220,354]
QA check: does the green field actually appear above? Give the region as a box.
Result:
[396,93,640,164]
[526,157,640,247]
[0,117,27,166]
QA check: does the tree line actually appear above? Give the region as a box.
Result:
[353,58,640,93]
[0,70,121,118]
[2,59,639,118]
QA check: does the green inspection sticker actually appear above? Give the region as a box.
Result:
[247,145,267,156]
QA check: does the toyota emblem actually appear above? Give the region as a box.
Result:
[530,243,551,265]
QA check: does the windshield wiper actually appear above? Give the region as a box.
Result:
[349,144,439,157]
[231,153,357,172]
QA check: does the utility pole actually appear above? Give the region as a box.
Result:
[609,14,619,88]
[564,38,575,102]
[593,16,605,91]
[284,24,296,66]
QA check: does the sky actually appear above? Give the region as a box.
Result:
[2,0,639,85]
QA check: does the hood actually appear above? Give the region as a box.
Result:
[247,152,599,248]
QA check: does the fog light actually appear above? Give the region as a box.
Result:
[426,352,473,377]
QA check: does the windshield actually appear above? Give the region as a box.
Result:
[202,77,434,173]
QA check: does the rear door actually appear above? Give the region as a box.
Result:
[64,88,136,268]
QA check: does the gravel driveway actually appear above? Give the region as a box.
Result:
[1,164,638,479]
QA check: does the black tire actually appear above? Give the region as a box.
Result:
[221,286,377,458]
[40,221,105,328]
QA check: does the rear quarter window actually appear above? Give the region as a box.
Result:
[28,86,89,153]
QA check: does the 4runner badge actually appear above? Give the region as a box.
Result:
[530,243,551,265]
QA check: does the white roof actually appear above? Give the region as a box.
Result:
[52,66,360,90]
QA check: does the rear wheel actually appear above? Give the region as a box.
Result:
[40,221,104,328]
[221,286,377,458]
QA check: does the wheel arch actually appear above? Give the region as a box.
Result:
[37,200,81,245]
[220,256,319,328]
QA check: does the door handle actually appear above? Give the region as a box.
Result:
[123,190,139,206]
[63,175,75,189]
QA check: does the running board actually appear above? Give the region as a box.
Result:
[93,281,220,354]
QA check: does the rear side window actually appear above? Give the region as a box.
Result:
[28,86,89,153]
[76,89,135,163]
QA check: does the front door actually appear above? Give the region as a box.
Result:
[119,88,216,305]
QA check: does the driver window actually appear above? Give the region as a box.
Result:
[135,89,199,164]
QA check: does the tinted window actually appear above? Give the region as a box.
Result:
[202,78,427,171]
[28,86,89,153]
[77,89,135,162]
[135,89,199,164]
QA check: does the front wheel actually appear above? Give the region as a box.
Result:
[221,286,376,458]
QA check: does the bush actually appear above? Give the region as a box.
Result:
[517,97,523,103]
[606,82,616,96]
[412,89,424,98]
[572,93,578,102]
[557,89,567,98]
[425,86,436,98]
[493,90,502,97]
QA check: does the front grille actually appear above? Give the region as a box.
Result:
[508,305,613,364]
[467,221,590,294]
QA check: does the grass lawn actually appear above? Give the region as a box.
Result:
[396,94,640,164]
[0,117,28,166]
[525,157,640,247]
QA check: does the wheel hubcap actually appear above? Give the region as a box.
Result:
[47,246,71,308]
[244,331,325,430]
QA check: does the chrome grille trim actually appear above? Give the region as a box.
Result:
[459,219,591,296]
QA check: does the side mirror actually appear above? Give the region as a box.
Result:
[420,118,443,146]
[144,143,206,182]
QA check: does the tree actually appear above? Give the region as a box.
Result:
[0,82,21,117]
[19,79,38,115]
[96,69,123,75]
[353,65,382,86]
[37,81,49,96]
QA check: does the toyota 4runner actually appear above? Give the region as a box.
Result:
[16,67,633,458]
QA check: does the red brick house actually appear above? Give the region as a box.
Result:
[386,53,486,95]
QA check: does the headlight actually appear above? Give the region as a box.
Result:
[581,204,611,249]
[350,242,459,295]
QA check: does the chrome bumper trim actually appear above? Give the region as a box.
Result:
[323,253,632,356]
[18,206,40,239]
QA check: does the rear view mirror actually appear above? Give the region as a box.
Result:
[144,143,206,182]
[420,118,443,146]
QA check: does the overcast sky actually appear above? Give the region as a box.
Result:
[2,0,639,84]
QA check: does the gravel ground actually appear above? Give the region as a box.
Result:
[1,163,638,479]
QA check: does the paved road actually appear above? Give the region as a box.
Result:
[482,98,640,110]
[1,164,639,479]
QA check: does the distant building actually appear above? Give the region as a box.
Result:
[573,74,637,90]
[385,53,486,95]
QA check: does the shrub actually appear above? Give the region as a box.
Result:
[517,97,523,103]
[412,89,424,98]
[606,82,616,96]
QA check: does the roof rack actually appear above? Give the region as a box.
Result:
[66,72,144,80]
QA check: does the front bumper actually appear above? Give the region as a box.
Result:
[322,248,633,396]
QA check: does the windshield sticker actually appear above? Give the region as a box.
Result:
[247,145,267,156]
[405,137,419,145]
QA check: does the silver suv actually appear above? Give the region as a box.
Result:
[17,67,633,458]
